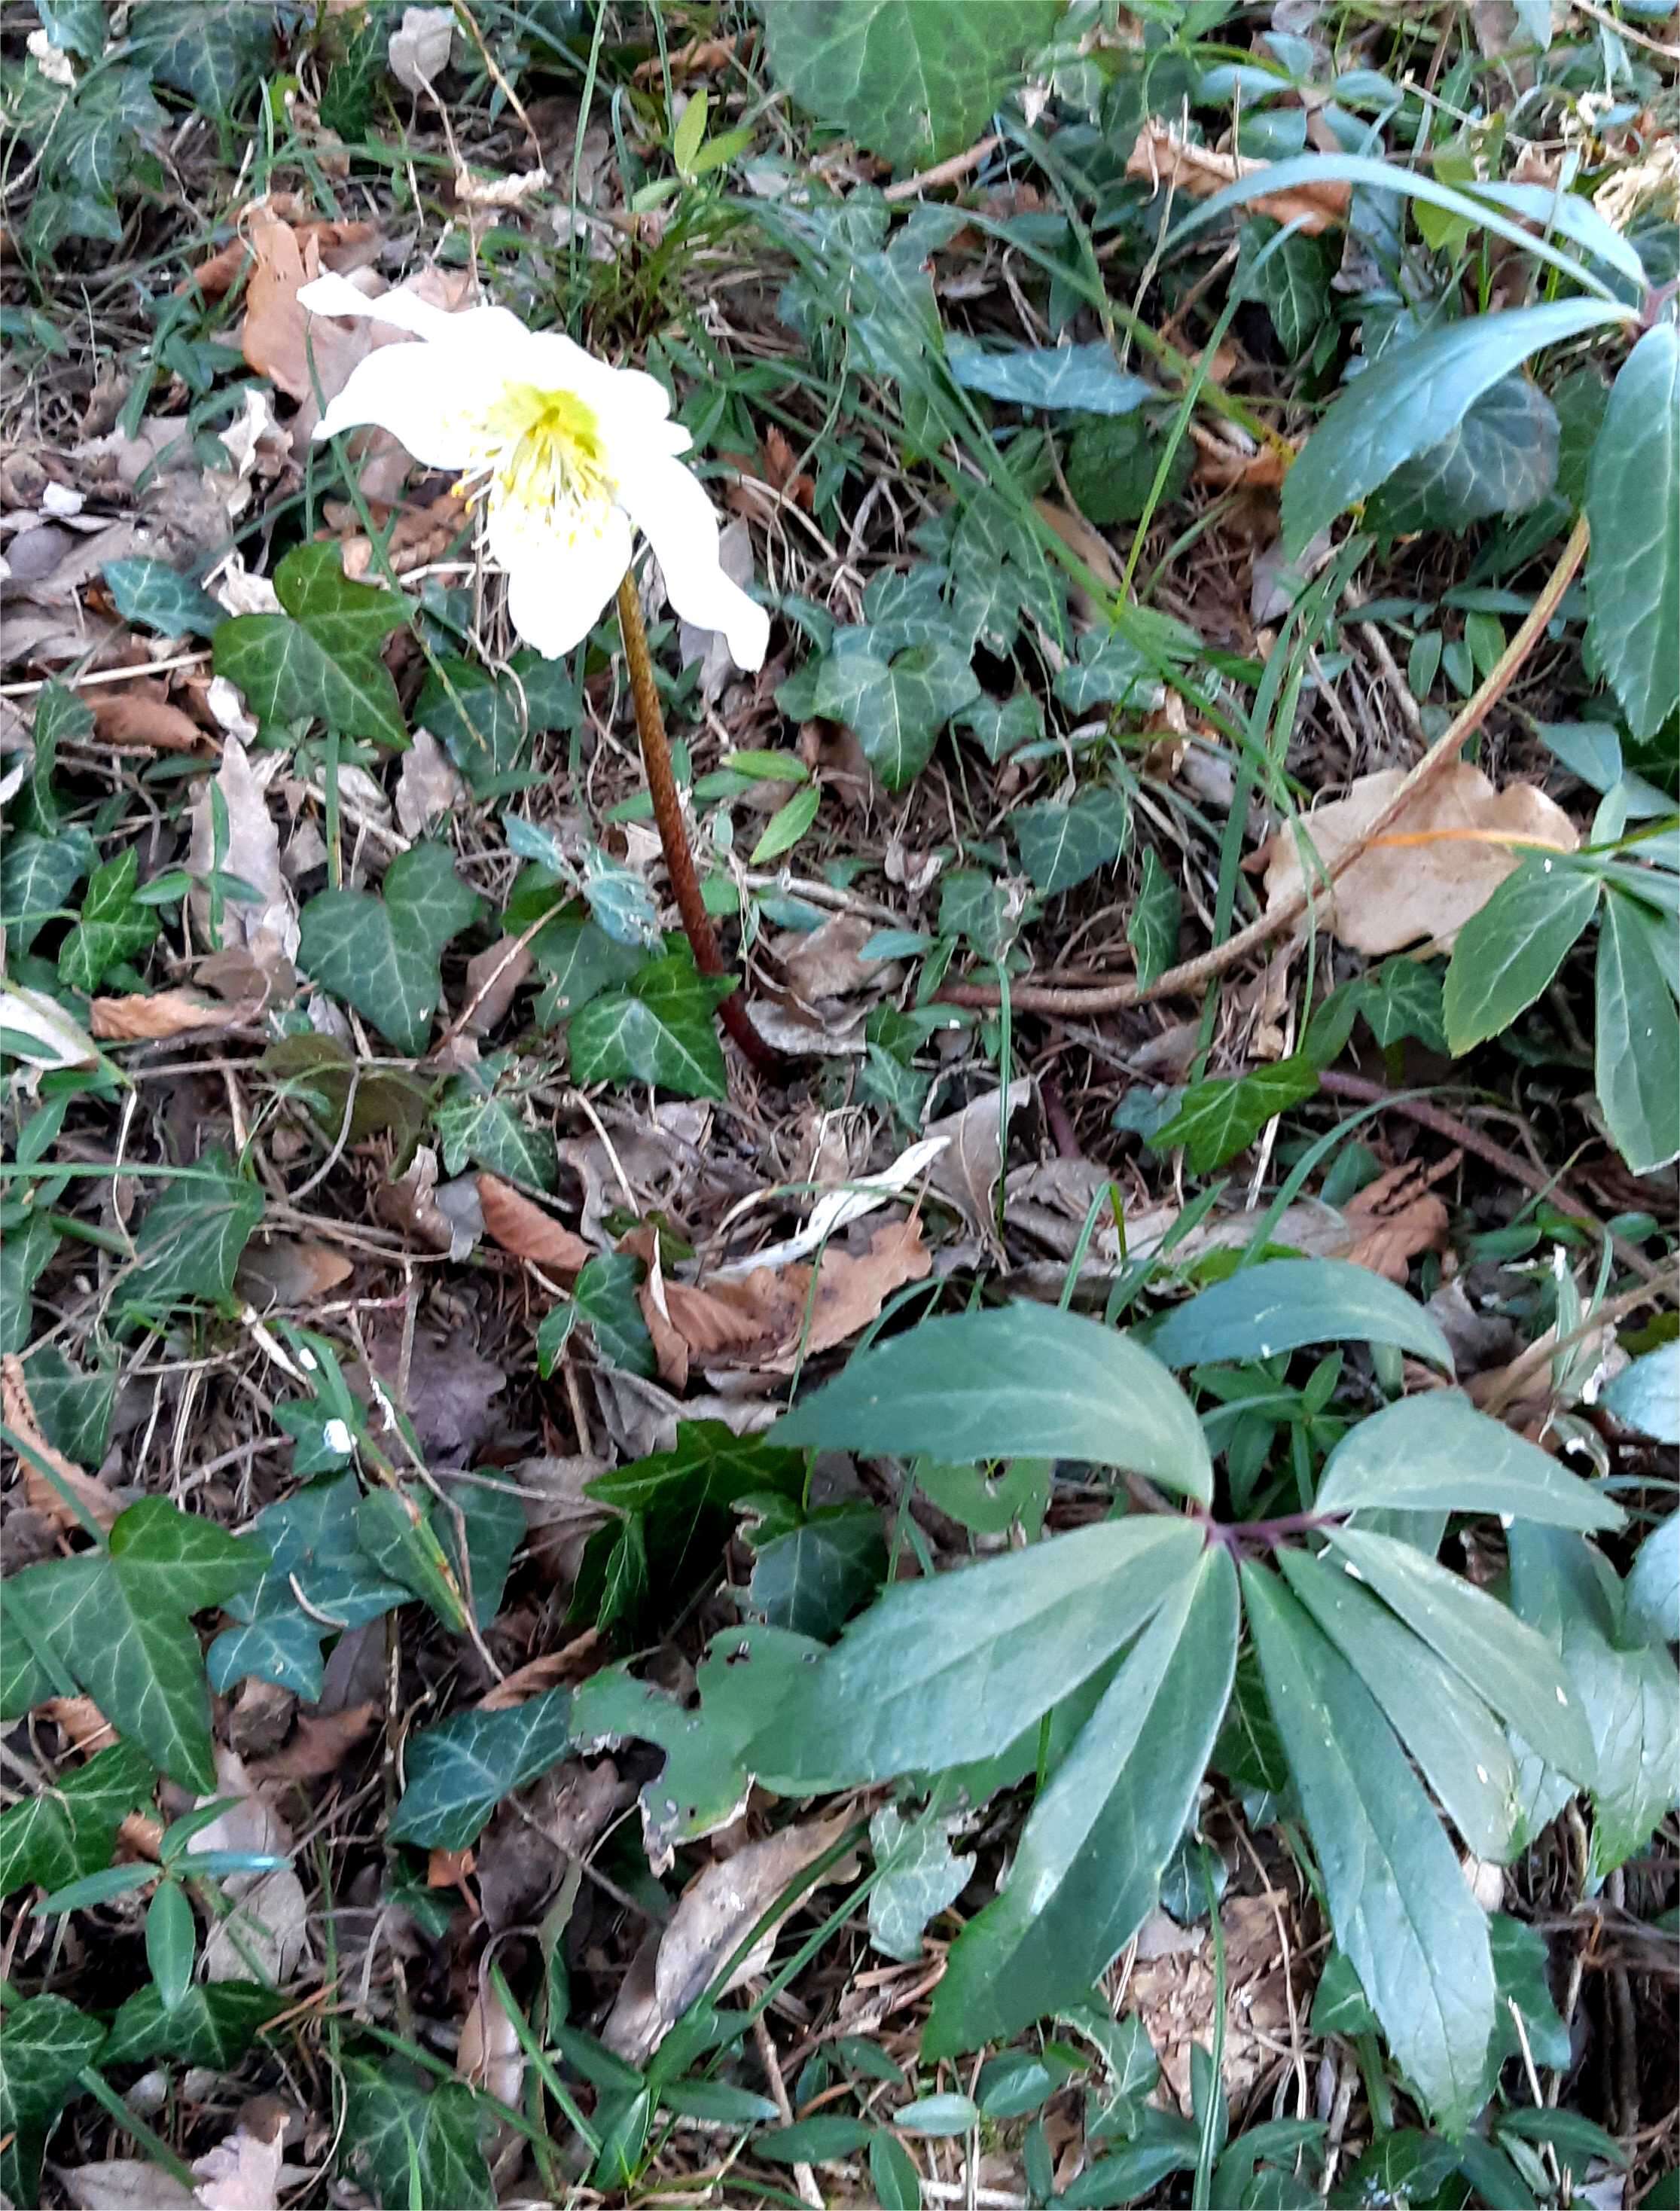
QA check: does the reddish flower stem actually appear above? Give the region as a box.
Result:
[614,574,779,1076]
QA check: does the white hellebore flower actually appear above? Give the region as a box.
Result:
[295,273,770,669]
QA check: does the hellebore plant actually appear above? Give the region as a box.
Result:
[298,275,776,1069]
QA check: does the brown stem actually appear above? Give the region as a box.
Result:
[940,515,1592,1017]
[614,573,779,1076]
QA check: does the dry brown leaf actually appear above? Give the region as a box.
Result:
[457,1974,524,2107]
[89,990,243,1040]
[394,726,466,837]
[89,685,205,752]
[245,1701,380,1785]
[477,1173,590,1275]
[476,1633,600,1712]
[621,1224,693,1390]
[462,934,534,1034]
[3,1354,121,1532]
[1126,118,1349,232]
[236,1237,355,1307]
[59,2163,197,2209]
[187,739,298,975]
[793,1214,931,1363]
[602,1817,850,2065]
[184,215,377,299]
[340,490,469,581]
[1258,763,1578,954]
[927,1078,1035,1250]
[427,1844,477,1892]
[191,2125,285,2211]
[42,1696,118,1755]
[1338,1157,1456,1282]
[195,1753,308,1986]
[779,911,884,1002]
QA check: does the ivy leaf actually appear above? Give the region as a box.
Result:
[1239,218,1331,361]
[214,543,408,749]
[813,636,980,789]
[101,556,224,639]
[1282,297,1626,557]
[1127,850,1181,987]
[588,1421,807,1513]
[102,1980,282,2066]
[749,1505,886,1639]
[1014,794,1127,895]
[571,1252,657,1378]
[945,337,1154,413]
[355,1489,469,1633]
[1,828,95,953]
[417,649,581,792]
[57,846,158,993]
[123,1150,264,1315]
[1052,626,1155,710]
[435,1070,559,1189]
[345,2063,494,2211]
[867,1804,971,1962]
[568,953,733,1099]
[389,1688,572,1850]
[298,842,483,1056]
[1374,374,1560,535]
[1147,1055,1320,1173]
[23,685,91,834]
[0,1993,105,2204]
[925,1547,1236,2055]
[1596,889,1680,1174]
[21,1344,117,1470]
[1066,414,1192,529]
[208,1475,409,1700]
[0,1212,59,1356]
[129,0,274,118]
[1354,957,1447,1052]
[0,1740,154,1899]
[273,542,407,657]
[1242,1564,1495,2133]
[956,691,1042,761]
[1586,322,1678,740]
[759,0,1063,172]
[8,1499,265,1789]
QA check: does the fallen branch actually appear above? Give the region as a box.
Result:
[940,514,1591,1017]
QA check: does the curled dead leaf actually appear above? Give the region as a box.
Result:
[89,685,206,752]
[90,990,248,1041]
[477,1173,591,1275]
[1258,762,1578,954]
[1126,119,1350,233]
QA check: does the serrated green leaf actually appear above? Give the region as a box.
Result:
[1596,889,1680,1173]
[1315,1391,1621,1530]
[1443,857,1599,1054]
[123,1151,264,1314]
[1146,1255,1453,1373]
[775,1303,1213,1500]
[298,842,483,1056]
[1281,1547,1522,1863]
[926,1546,1236,2055]
[0,1992,105,2203]
[745,1517,1205,1789]
[102,1979,283,2066]
[1,828,95,952]
[58,846,158,993]
[1374,374,1560,535]
[1146,1057,1320,1174]
[0,1741,154,1899]
[1014,794,1126,895]
[389,1688,572,1850]
[567,953,732,1099]
[760,0,1061,172]
[813,636,979,789]
[1242,1564,1495,2133]
[1327,1527,1598,1786]
[101,556,224,638]
[1128,849,1181,987]
[1282,298,1626,557]
[945,337,1154,413]
[1587,322,1678,740]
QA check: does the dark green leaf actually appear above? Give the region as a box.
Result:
[0,1210,59,1356]
[123,1151,264,1315]
[1355,957,1448,1053]
[759,0,1062,172]
[1602,1343,1680,1444]
[1330,2130,1459,2210]
[146,1878,195,2012]
[274,542,408,657]
[945,337,1153,413]
[209,1474,409,1699]
[1,828,95,953]
[102,556,224,638]
[1146,1257,1453,1374]
[1586,322,1678,740]
[130,0,274,118]
[588,1421,805,1513]
[102,1979,282,2066]
[1374,374,1560,535]
[1443,858,1599,1053]
[1053,622,1156,706]
[1315,1391,1620,1531]
[1014,794,1126,895]
[1146,1057,1320,1173]
[758,2115,876,2162]
[354,1488,468,1632]
[1596,889,1680,1173]
[22,1345,116,1470]
[776,1303,1212,1499]
[58,846,158,993]
[1281,298,1625,557]
[1242,1565,1495,2133]
[1240,218,1331,361]
[1128,849,1181,988]
[0,1741,154,1898]
[435,1074,558,1189]
[0,1992,104,2203]
[870,2127,922,2209]
[389,1689,572,1850]
[344,2061,495,2211]
[813,637,980,790]
[1065,414,1193,529]
[214,608,406,748]
[1625,1513,1678,1645]
[867,1804,969,1963]
[749,1505,886,1639]
[567,953,733,1099]
[746,1516,1204,1788]
[925,1546,1236,2055]
[572,1251,657,1377]
[298,842,483,1056]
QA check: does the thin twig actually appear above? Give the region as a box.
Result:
[883,133,1001,203]
[614,573,779,1074]
[941,517,1591,1015]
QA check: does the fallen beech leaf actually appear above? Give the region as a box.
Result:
[1339,1157,1455,1282]
[245,1701,380,1784]
[1259,763,1579,954]
[89,685,205,752]
[395,727,466,837]
[1126,119,1350,233]
[235,1237,355,1307]
[59,2163,195,2209]
[927,1078,1035,1251]
[791,1213,931,1364]
[602,1816,850,2065]
[2,1354,122,1531]
[187,738,298,974]
[457,1973,523,2106]
[779,911,884,1001]
[656,1214,931,1375]
[621,1222,693,1389]
[477,1174,591,1275]
[476,1633,600,1711]
[462,934,534,1034]
[184,214,378,299]
[340,490,468,581]
[90,990,243,1040]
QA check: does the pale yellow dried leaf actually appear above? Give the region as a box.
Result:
[1125,119,1350,233]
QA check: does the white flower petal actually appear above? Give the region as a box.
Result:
[503,505,633,658]
[313,342,502,469]
[617,454,770,671]
[517,329,675,421]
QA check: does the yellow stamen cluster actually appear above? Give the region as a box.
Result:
[456,383,611,541]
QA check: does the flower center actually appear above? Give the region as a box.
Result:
[464,382,612,539]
